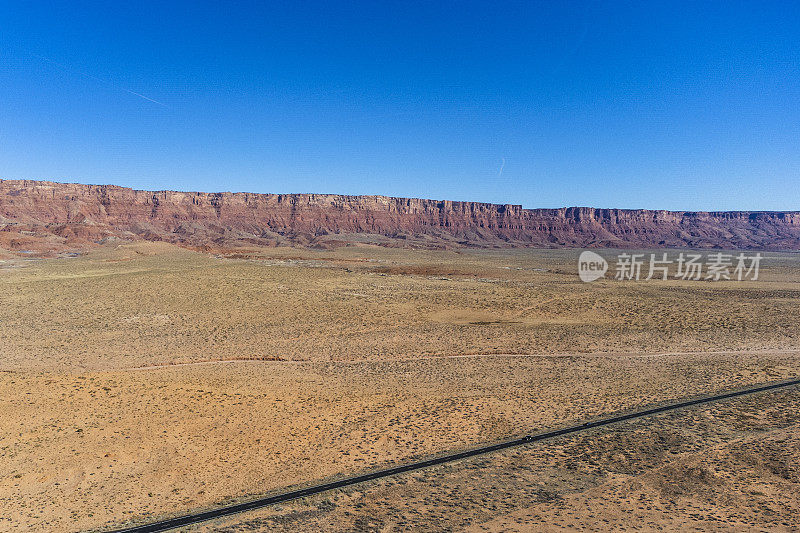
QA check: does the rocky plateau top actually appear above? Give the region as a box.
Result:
[1,179,799,254]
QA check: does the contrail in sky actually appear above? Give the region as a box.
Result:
[28,52,168,107]
[498,157,506,178]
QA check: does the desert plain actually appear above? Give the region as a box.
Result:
[1,242,800,531]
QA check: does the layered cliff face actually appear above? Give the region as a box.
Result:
[1,179,799,254]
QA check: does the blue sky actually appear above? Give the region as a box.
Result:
[1,1,798,210]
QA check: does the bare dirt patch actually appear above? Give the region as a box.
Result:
[1,245,799,531]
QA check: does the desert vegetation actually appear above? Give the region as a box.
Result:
[1,243,799,531]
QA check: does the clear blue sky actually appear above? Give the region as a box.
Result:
[1,1,798,210]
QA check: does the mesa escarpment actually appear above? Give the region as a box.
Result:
[1,179,799,253]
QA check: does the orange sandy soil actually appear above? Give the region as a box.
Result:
[199,387,800,532]
[1,243,799,531]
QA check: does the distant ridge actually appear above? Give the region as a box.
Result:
[1,179,799,254]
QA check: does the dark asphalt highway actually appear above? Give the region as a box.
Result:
[106,377,800,533]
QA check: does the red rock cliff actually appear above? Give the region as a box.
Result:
[1,180,799,252]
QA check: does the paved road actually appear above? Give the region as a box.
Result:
[107,377,800,533]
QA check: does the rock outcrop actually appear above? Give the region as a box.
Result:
[1,179,799,253]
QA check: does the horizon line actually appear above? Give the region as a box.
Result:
[2,177,798,215]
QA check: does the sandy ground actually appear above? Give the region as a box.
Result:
[2,243,800,371]
[198,387,800,532]
[1,243,799,531]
